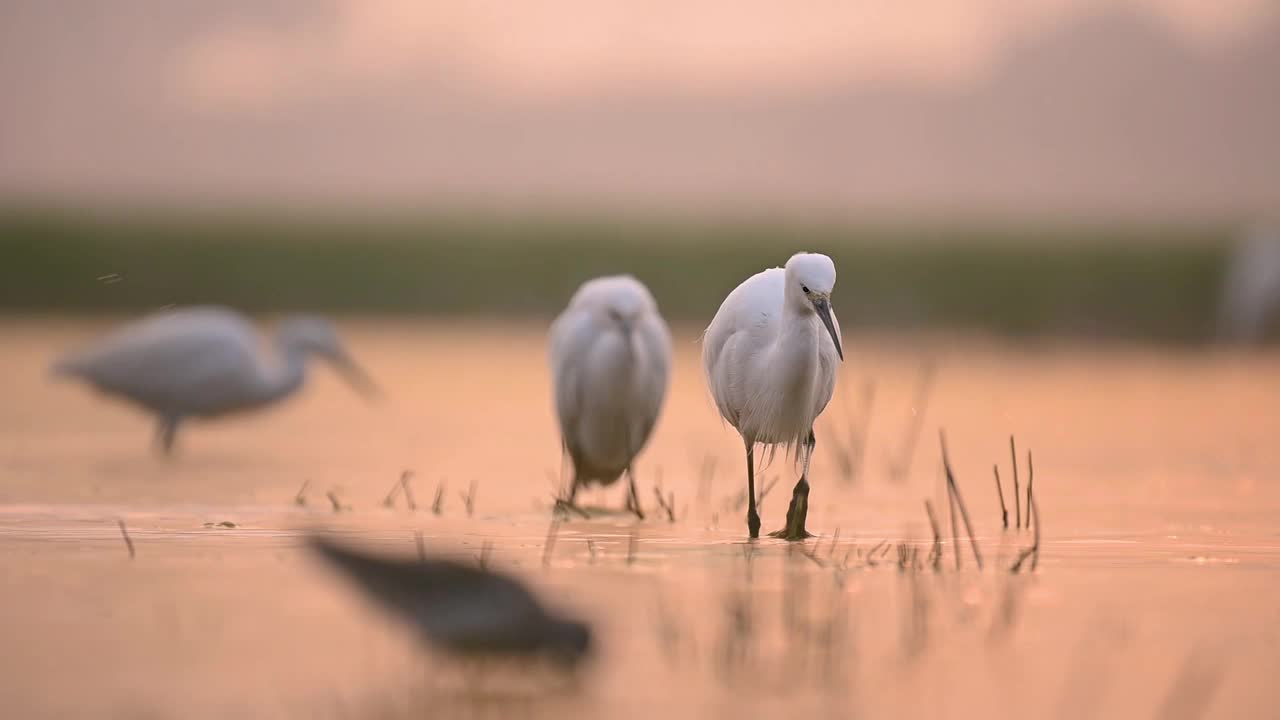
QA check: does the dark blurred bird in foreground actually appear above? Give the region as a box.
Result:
[307,536,593,669]
[51,306,376,454]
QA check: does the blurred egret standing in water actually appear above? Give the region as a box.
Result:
[1218,224,1280,345]
[549,276,671,516]
[702,253,843,540]
[51,306,376,454]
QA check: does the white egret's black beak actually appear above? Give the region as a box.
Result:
[608,309,636,338]
[813,297,844,361]
[330,352,380,400]
[608,311,640,366]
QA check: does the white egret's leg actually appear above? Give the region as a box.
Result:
[553,459,590,519]
[155,417,179,456]
[554,485,591,519]
[800,430,816,481]
[558,447,570,497]
[772,430,816,540]
[745,440,761,539]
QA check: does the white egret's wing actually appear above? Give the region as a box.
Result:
[631,310,673,449]
[701,268,784,426]
[547,305,597,450]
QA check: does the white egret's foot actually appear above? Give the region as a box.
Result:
[747,509,761,539]
[553,498,591,519]
[155,417,179,457]
[768,526,814,540]
[769,477,812,541]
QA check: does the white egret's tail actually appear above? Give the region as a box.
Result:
[750,436,810,471]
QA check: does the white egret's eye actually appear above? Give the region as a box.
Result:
[801,285,810,293]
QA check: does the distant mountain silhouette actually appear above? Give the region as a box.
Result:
[2,5,1276,218]
[787,6,1280,216]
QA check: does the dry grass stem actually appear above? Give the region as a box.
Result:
[431,481,445,515]
[116,519,135,559]
[541,518,561,568]
[326,491,348,513]
[294,480,310,507]
[940,430,984,569]
[1011,435,1021,529]
[1026,450,1035,529]
[924,500,943,571]
[400,471,418,510]
[993,465,1009,529]
[1010,487,1042,573]
[459,479,478,517]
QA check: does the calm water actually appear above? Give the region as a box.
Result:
[2,318,1279,719]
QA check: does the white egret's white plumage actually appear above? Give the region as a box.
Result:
[702,252,843,539]
[549,276,671,514]
[52,306,375,454]
[1219,224,1280,345]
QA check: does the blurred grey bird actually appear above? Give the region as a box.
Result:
[549,275,671,516]
[51,305,376,454]
[1218,224,1280,345]
[307,536,592,668]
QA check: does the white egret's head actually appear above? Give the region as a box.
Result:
[570,275,657,335]
[784,253,843,360]
[278,316,378,397]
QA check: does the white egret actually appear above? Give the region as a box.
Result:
[549,275,671,516]
[52,306,376,454]
[1218,224,1280,345]
[702,252,843,540]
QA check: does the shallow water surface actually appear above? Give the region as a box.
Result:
[1,318,1279,718]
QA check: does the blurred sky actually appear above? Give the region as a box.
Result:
[1,0,1277,218]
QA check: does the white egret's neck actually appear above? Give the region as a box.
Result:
[252,335,310,406]
[778,267,820,345]
[764,305,820,393]
[773,308,820,360]
[597,304,643,366]
[784,290,815,318]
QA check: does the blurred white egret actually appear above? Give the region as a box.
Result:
[1218,224,1280,345]
[52,306,376,454]
[703,252,843,539]
[549,276,671,516]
